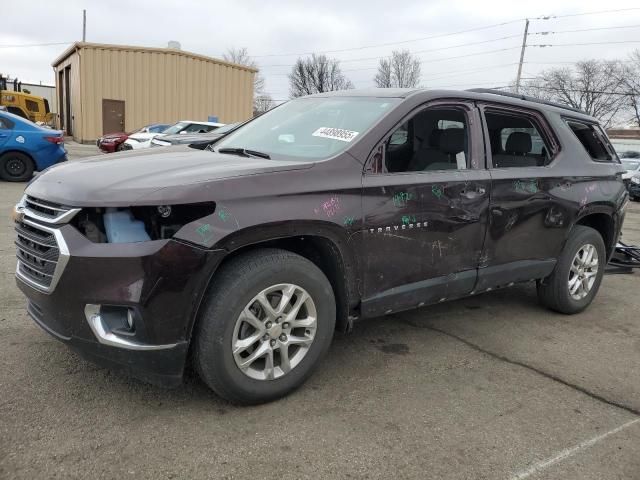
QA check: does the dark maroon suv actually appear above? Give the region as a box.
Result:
[14,89,628,404]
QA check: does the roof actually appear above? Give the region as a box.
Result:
[309,88,420,98]
[51,42,258,73]
[306,88,598,122]
[178,120,225,127]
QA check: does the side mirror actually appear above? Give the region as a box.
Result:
[278,134,295,144]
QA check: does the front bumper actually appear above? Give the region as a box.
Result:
[97,141,117,153]
[16,220,225,387]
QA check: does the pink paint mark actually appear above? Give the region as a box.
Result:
[585,184,597,193]
[319,196,340,217]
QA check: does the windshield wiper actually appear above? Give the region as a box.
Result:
[217,147,271,159]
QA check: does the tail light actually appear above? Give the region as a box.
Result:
[44,136,64,144]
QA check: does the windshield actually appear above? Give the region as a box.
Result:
[161,122,189,135]
[215,97,400,160]
[622,159,640,170]
[214,122,240,134]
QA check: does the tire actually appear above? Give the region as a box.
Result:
[537,225,606,314]
[194,248,336,404]
[116,142,126,152]
[0,152,34,182]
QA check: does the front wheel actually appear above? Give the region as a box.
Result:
[537,225,606,314]
[194,249,336,404]
[0,152,34,182]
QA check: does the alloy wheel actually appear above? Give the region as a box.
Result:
[568,243,599,300]
[232,283,317,381]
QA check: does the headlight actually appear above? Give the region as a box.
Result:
[631,176,640,185]
[71,203,217,243]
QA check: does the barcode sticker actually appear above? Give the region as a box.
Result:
[312,127,359,142]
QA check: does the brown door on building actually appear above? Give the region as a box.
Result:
[102,99,125,134]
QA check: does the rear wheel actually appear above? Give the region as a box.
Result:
[0,152,34,182]
[194,249,336,404]
[537,225,605,314]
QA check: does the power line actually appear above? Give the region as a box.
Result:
[531,24,640,36]
[0,41,71,49]
[535,6,640,20]
[252,7,640,60]
[531,40,640,48]
[249,19,526,58]
[260,35,522,68]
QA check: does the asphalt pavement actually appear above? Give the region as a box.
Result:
[0,146,639,479]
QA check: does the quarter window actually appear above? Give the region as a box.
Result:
[566,120,613,161]
[485,111,551,168]
[384,108,470,173]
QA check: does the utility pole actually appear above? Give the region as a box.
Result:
[82,9,86,42]
[515,19,529,93]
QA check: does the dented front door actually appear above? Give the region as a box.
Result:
[360,103,491,317]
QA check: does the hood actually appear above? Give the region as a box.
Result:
[128,132,160,141]
[100,132,127,140]
[26,147,312,206]
[162,132,223,144]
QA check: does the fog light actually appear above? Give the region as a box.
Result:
[84,304,177,350]
[126,309,135,330]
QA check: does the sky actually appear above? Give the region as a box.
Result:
[2,0,640,102]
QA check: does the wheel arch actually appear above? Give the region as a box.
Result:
[191,222,361,340]
[573,210,616,260]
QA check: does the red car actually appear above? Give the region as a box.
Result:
[97,123,169,153]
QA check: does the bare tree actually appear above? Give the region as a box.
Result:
[621,50,640,127]
[288,54,354,98]
[223,47,265,97]
[374,50,421,88]
[520,60,627,127]
[254,94,274,116]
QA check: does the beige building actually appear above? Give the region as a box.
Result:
[52,42,256,143]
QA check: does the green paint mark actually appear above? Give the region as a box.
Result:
[514,179,538,194]
[401,215,416,225]
[196,223,213,241]
[393,191,414,207]
[218,209,230,222]
[343,216,355,226]
[431,185,444,199]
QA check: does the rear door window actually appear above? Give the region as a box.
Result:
[484,110,551,168]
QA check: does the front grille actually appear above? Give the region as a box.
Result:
[24,195,72,221]
[15,220,60,290]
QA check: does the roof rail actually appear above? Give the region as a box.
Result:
[467,88,587,115]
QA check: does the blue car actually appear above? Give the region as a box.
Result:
[0,111,66,182]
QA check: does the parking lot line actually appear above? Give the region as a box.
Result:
[509,417,640,480]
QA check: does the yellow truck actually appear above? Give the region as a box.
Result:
[0,76,54,125]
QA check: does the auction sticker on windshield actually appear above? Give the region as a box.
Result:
[312,127,359,142]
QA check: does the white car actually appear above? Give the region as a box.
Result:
[621,156,640,180]
[123,120,224,150]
